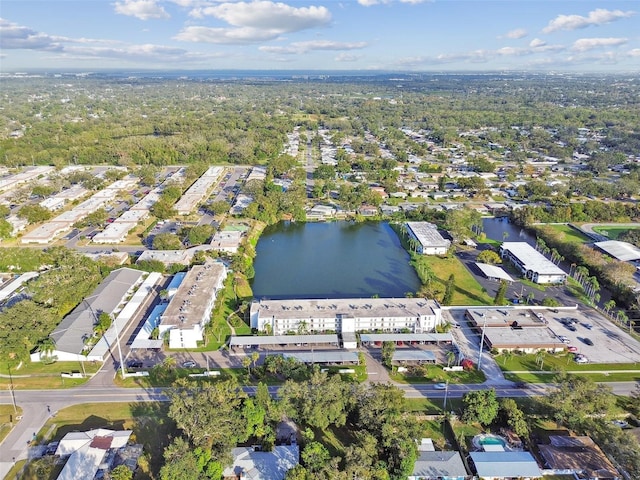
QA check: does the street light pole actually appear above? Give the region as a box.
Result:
[443,380,449,414]
[7,364,17,414]
[477,314,488,370]
[113,316,126,379]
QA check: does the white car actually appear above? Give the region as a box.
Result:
[182,361,197,368]
[574,355,588,364]
[434,383,447,390]
[558,336,570,344]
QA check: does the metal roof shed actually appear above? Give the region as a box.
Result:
[469,451,542,478]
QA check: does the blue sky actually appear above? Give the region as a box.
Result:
[1,0,638,72]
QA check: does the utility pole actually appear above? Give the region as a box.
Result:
[113,316,126,379]
[477,314,488,370]
[7,364,17,413]
[443,380,449,414]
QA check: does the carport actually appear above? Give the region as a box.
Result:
[392,350,437,365]
[282,351,359,365]
[360,333,453,346]
[475,262,514,282]
[228,334,339,351]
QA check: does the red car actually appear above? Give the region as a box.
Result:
[567,346,578,353]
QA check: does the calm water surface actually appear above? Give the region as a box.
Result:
[251,221,421,299]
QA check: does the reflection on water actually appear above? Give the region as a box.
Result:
[482,217,536,245]
[251,221,421,299]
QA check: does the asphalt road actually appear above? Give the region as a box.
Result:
[0,371,637,479]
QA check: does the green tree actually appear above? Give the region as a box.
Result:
[301,441,331,473]
[499,398,529,438]
[153,233,183,250]
[279,370,353,431]
[442,274,455,305]
[18,204,52,224]
[493,280,508,305]
[187,225,214,245]
[462,389,499,426]
[209,200,230,215]
[544,375,615,429]
[110,465,133,480]
[159,437,201,480]
[168,378,247,453]
[476,250,502,264]
[381,341,395,369]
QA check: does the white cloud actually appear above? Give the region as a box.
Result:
[357,0,430,5]
[196,1,331,31]
[335,53,361,62]
[114,0,170,20]
[503,28,527,39]
[259,39,367,54]
[629,49,640,57]
[543,8,635,34]
[572,37,628,52]
[529,38,546,48]
[0,18,61,50]
[175,26,280,44]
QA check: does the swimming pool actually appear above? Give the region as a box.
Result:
[472,434,510,451]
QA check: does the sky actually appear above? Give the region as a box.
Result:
[1,0,638,72]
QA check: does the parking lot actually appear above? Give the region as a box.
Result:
[545,309,640,364]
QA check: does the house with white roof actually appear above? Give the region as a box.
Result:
[55,428,134,480]
[500,242,566,284]
[222,445,299,480]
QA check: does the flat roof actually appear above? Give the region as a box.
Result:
[475,262,514,282]
[406,222,450,248]
[229,334,339,347]
[360,333,453,343]
[252,297,440,321]
[501,242,565,276]
[595,240,640,262]
[482,326,566,349]
[161,261,226,329]
[282,351,359,364]
[92,222,136,243]
[21,221,72,242]
[466,308,549,328]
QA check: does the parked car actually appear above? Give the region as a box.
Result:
[567,346,578,353]
[126,361,143,369]
[182,361,197,368]
[574,355,589,364]
[582,323,593,330]
[612,420,630,428]
[558,335,570,344]
[582,338,594,346]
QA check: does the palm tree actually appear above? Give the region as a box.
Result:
[535,350,545,370]
[604,299,616,315]
[446,350,456,368]
[162,356,176,371]
[38,337,56,362]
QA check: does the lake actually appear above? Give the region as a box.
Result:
[251,221,421,299]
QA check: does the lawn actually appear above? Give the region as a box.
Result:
[35,402,175,480]
[410,253,493,305]
[592,225,640,240]
[0,361,102,389]
[0,404,23,443]
[496,351,640,383]
[540,224,591,243]
[390,364,486,385]
[0,247,51,272]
